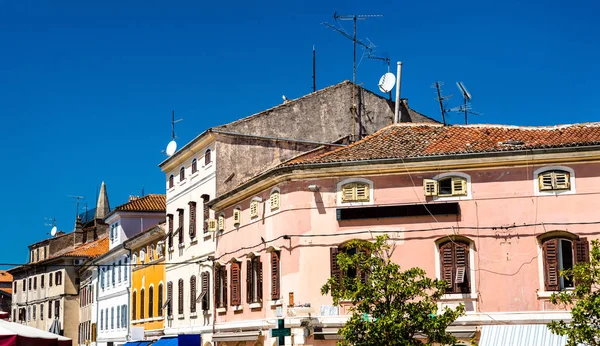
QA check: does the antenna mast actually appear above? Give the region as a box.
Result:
[67,195,85,219]
[171,110,183,141]
[433,82,452,126]
[322,12,383,84]
[312,45,316,92]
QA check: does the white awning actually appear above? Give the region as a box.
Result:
[479,324,582,346]
[211,331,260,342]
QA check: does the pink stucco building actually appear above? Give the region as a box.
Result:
[207,123,600,345]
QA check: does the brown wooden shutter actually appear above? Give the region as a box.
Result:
[201,272,209,311]
[455,242,470,293]
[246,260,252,304]
[543,238,561,291]
[231,263,240,306]
[258,260,263,302]
[167,282,173,316]
[190,276,196,313]
[223,268,228,307]
[140,289,145,319]
[271,252,280,300]
[205,149,211,165]
[189,202,196,238]
[214,267,221,308]
[440,242,455,294]
[132,291,137,320]
[202,195,210,233]
[178,279,184,314]
[167,214,174,248]
[330,248,342,284]
[178,209,184,245]
[574,238,590,264]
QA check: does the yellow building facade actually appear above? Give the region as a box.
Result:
[124,223,166,341]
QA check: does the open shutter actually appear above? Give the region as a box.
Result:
[167,282,173,316]
[451,177,467,196]
[543,239,561,291]
[341,183,356,202]
[554,172,570,190]
[246,260,252,304]
[330,248,342,284]
[271,252,280,300]
[355,183,370,202]
[178,279,184,314]
[258,260,263,302]
[454,243,470,293]
[574,237,590,264]
[423,179,438,196]
[214,268,221,308]
[201,272,209,311]
[440,243,455,293]
[223,268,228,307]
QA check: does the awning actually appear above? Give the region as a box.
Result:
[211,331,260,342]
[151,336,179,346]
[313,327,342,340]
[479,324,581,346]
[123,342,152,346]
[178,334,201,346]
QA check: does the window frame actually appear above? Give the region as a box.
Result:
[426,172,472,201]
[168,175,174,189]
[246,255,263,304]
[533,166,575,196]
[179,166,185,182]
[204,149,212,166]
[336,178,373,206]
[434,237,477,301]
[538,232,589,293]
[215,264,228,309]
[191,158,198,174]
[269,188,280,212]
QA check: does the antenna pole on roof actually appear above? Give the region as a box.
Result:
[312,45,317,92]
[433,82,451,126]
[67,195,85,220]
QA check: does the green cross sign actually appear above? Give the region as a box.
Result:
[271,319,291,345]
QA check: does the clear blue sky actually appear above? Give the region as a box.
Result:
[0,0,598,266]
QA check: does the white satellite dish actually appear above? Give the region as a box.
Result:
[378,72,396,93]
[165,140,177,156]
[50,226,57,237]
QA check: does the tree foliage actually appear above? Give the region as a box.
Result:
[321,235,465,346]
[548,239,600,346]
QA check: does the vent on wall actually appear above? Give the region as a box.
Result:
[336,202,460,221]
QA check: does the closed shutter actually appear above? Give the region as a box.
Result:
[223,268,228,307]
[190,276,197,313]
[258,260,263,302]
[178,209,184,244]
[330,248,342,284]
[91,323,96,342]
[140,289,145,319]
[202,195,210,233]
[178,279,184,314]
[423,179,438,196]
[355,183,370,202]
[231,263,241,306]
[270,191,280,211]
[201,272,209,311]
[451,177,467,196]
[218,215,224,231]
[250,201,258,218]
[167,214,174,248]
[167,282,173,316]
[341,183,355,202]
[539,172,554,190]
[246,260,252,304]
[440,242,455,293]
[543,238,561,291]
[132,292,137,320]
[554,172,570,190]
[233,209,241,226]
[574,237,590,264]
[214,267,221,308]
[189,202,196,238]
[271,252,280,300]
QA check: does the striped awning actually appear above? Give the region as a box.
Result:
[479,324,581,346]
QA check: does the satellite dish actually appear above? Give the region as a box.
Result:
[165,140,177,156]
[378,72,396,93]
[50,226,57,237]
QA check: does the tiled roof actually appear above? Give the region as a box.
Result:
[0,271,12,283]
[62,237,109,258]
[0,288,11,295]
[114,194,166,213]
[283,123,600,165]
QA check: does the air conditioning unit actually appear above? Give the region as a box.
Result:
[73,259,85,266]
[207,219,217,232]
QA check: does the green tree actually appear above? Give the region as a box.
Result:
[321,235,465,346]
[548,239,600,346]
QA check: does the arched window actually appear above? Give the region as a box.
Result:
[205,149,211,165]
[168,175,174,189]
[149,286,154,318]
[215,264,227,309]
[179,167,185,181]
[538,170,571,191]
[158,283,164,317]
[190,276,197,313]
[140,288,145,319]
[424,173,470,198]
[439,240,471,294]
[191,158,198,174]
[270,189,280,211]
[341,182,370,203]
[540,234,589,291]
[132,291,137,320]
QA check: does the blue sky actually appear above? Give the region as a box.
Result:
[0,0,598,266]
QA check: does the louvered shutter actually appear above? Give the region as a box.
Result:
[190,276,196,313]
[202,195,210,233]
[341,183,355,202]
[214,267,221,308]
[233,209,241,226]
[167,282,173,316]
[258,260,263,302]
[330,248,342,284]
[246,260,252,304]
[451,177,467,196]
[189,202,196,238]
[454,243,470,293]
[178,279,184,314]
[270,191,280,211]
[250,201,258,218]
[218,215,224,231]
[168,214,174,248]
[223,268,228,307]
[554,172,570,190]
[539,173,554,191]
[201,272,209,311]
[543,239,561,291]
[271,252,280,300]
[423,179,438,196]
[231,263,240,306]
[355,183,370,202]
[178,210,184,245]
[574,237,590,264]
[440,242,455,293]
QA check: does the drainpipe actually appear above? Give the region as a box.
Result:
[394,61,402,123]
[94,264,100,346]
[123,243,132,342]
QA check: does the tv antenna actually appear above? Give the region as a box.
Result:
[45,218,57,237]
[67,195,85,219]
[164,110,183,157]
[432,82,452,126]
[322,12,383,84]
[449,82,481,125]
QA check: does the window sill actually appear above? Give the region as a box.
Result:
[190,239,198,245]
[167,315,174,320]
[190,312,198,318]
[203,233,212,241]
[178,180,187,186]
[204,163,213,170]
[232,305,243,311]
[191,172,199,179]
[440,293,478,301]
[216,308,227,314]
[249,302,262,309]
[269,299,283,307]
[178,314,185,320]
[537,289,571,298]
[178,243,185,249]
[168,247,174,253]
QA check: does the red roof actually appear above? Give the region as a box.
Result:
[0,271,12,283]
[62,237,109,258]
[284,123,600,165]
[114,194,166,213]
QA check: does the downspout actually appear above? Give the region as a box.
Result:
[123,243,132,342]
[94,264,100,346]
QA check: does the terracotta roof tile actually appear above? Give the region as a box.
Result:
[0,271,12,283]
[114,194,166,213]
[63,237,109,258]
[284,123,600,165]
[0,288,12,295]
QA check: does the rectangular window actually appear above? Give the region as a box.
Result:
[203,195,210,234]
[250,200,259,219]
[100,310,103,330]
[40,304,44,320]
[439,241,471,294]
[117,306,120,328]
[56,271,62,285]
[54,301,60,318]
[231,262,241,306]
[178,279,184,315]
[105,309,108,330]
[246,257,263,304]
[22,279,25,291]
[158,284,164,317]
[271,251,281,300]
[28,278,31,290]
[167,281,173,317]
[124,257,128,281]
[112,264,115,286]
[33,305,36,320]
[539,170,571,191]
[178,209,184,245]
[543,237,589,291]
[48,301,52,319]
[270,191,280,211]
[33,277,37,290]
[215,266,227,309]
[201,272,210,311]
[189,201,197,238]
[118,260,122,282]
[111,307,114,329]
[341,182,370,203]
[49,273,53,287]
[190,276,197,313]
[41,275,44,289]
[168,214,174,249]
[121,305,127,328]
